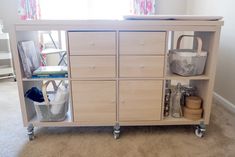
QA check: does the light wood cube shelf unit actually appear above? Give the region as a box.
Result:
[12,19,223,139]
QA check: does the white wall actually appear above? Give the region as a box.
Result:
[0,0,188,30]
[0,0,20,33]
[187,0,235,105]
[157,0,187,14]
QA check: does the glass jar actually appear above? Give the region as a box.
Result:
[171,83,183,118]
[181,85,197,106]
[164,88,171,117]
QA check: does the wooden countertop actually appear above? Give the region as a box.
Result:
[14,19,224,31]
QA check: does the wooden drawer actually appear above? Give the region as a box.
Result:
[119,80,163,121]
[72,81,116,123]
[68,32,116,55]
[120,56,164,77]
[119,32,166,55]
[70,56,116,78]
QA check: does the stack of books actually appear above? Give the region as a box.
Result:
[32,66,68,78]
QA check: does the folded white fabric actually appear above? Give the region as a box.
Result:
[50,86,69,115]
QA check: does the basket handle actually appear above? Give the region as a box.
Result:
[176,35,203,54]
[42,80,58,106]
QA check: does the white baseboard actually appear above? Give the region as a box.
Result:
[213,92,235,113]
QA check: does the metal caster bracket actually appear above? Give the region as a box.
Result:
[27,124,35,141]
[195,122,206,138]
[113,123,120,139]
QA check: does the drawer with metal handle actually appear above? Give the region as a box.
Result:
[70,56,116,78]
[68,31,116,55]
[120,56,164,77]
[119,31,166,55]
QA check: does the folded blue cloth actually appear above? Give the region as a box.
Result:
[25,87,44,102]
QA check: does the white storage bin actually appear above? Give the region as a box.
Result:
[169,35,207,76]
[34,80,69,122]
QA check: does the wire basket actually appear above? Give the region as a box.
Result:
[34,80,69,122]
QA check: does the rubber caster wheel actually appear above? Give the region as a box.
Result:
[27,124,35,141]
[195,128,203,138]
[113,131,120,139]
[113,123,120,139]
[28,134,35,141]
[195,125,205,138]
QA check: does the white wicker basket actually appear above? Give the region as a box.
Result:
[169,35,207,76]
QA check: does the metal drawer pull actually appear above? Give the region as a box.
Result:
[90,65,96,69]
[139,41,145,46]
[90,42,95,46]
[121,100,125,104]
[139,65,145,69]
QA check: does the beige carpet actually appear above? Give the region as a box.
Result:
[0,80,235,157]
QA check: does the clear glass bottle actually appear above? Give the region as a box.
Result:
[171,83,183,118]
[164,88,171,117]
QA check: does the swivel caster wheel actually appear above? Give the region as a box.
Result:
[113,130,120,139]
[27,124,35,141]
[195,124,206,138]
[113,123,120,139]
[28,134,35,141]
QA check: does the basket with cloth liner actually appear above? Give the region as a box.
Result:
[169,35,207,76]
[34,80,69,122]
